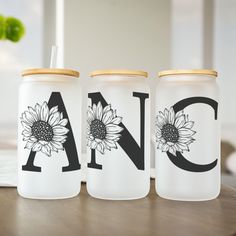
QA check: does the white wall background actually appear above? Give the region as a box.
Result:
[214,0,236,126]
[63,0,171,76]
[0,0,44,127]
[171,0,204,68]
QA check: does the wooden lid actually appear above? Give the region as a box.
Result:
[22,68,80,77]
[158,69,217,78]
[90,69,148,78]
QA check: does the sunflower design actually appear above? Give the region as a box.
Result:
[156,107,196,155]
[21,102,69,157]
[87,102,123,154]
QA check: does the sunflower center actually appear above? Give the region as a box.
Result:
[90,119,106,140]
[31,120,54,142]
[161,124,179,143]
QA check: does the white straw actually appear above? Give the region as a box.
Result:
[50,45,58,68]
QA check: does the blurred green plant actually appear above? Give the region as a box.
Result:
[0,15,25,42]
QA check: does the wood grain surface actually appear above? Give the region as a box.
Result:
[0,180,235,236]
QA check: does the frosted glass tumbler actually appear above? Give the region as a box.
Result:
[155,69,220,201]
[86,69,150,200]
[18,68,82,199]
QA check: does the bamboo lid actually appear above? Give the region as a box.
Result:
[158,69,217,78]
[90,69,148,78]
[22,68,80,77]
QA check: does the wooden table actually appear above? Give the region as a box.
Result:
[0,181,236,236]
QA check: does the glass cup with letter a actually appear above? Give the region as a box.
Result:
[18,68,82,199]
[155,69,220,201]
[87,69,150,200]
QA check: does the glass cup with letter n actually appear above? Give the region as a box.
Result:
[86,69,150,200]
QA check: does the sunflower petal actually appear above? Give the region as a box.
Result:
[96,143,104,154]
[102,110,113,124]
[167,141,175,146]
[186,139,195,145]
[29,136,37,142]
[156,127,161,135]
[96,102,103,120]
[173,144,182,152]
[183,121,194,129]
[48,112,60,126]
[168,146,176,155]
[185,115,189,122]
[53,126,69,135]
[39,140,48,145]
[22,130,31,137]
[156,115,166,128]
[24,111,35,125]
[51,141,64,150]
[105,133,121,140]
[58,118,68,126]
[106,124,123,134]
[175,110,184,118]
[160,138,166,143]
[21,121,31,132]
[104,139,117,149]
[157,142,163,150]
[175,115,185,128]
[162,143,169,152]
[103,141,111,151]
[111,116,122,125]
[156,132,162,139]
[88,106,94,114]
[41,145,51,156]
[87,108,95,124]
[164,108,169,122]
[34,103,41,119]
[40,102,49,122]
[24,141,35,149]
[61,139,67,144]
[103,104,111,113]
[49,106,58,115]
[32,142,42,152]
[168,107,175,125]
[178,137,192,143]
[179,128,196,137]
[23,137,30,141]
[91,140,98,149]
[176,142,189,151]
[158,111,166,121]
[113,110,117,118]
[92,104,96,113]
[20,113,28,124]
[95,138,102,143]
[28,106,37,122]
[113,137,121,142]
[53,135,67,142]
[49,142,58,152]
